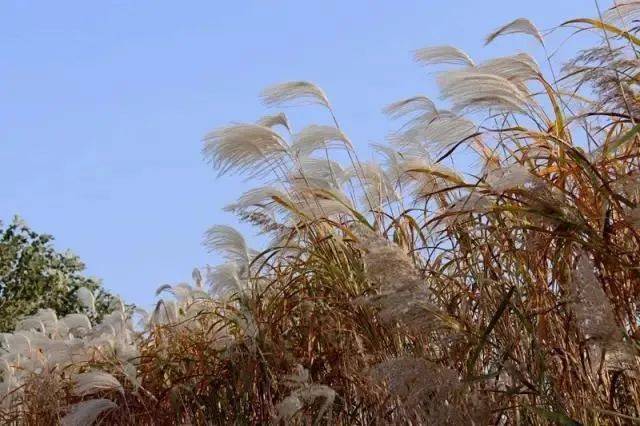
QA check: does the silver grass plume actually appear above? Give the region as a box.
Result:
[151,299,179,325]
[76,287,96,314]
[413,45,475,67]
[203,225,253,266]
[367,357,459,408]
[476,53,541,84]
[288,185,355,220]
[347,162,399,208]
[71,371,123,397]
[155,283,173,296]
[225,186,288,214]
[383,95,437,120]
[192,267,203,288]
[485,162,535,193]
[437,70,531,113]
[206,262,246,298]
[485,18,543,46]
[17,318,45,333]
[387,129,430,158]
[391,111,478,156]
[203,124,288,178]
[289,157,347,190]
[60,314,92,334]
[569,251,619,343]
[354,227,445,331]
[604,1,640,26]
[398,157,464,200]
[261,81,331,109]
[289,125,353,157]
[257,112,291,132]
[61,398,117,426]
[372,144,404,183]
[274,365,335,423]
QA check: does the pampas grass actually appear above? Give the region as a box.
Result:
[3,2,640,424]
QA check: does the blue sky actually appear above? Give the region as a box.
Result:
[1,1,594,309]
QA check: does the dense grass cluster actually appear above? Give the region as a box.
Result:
[3,3,640,424]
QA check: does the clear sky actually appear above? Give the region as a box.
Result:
[1,1,595,309]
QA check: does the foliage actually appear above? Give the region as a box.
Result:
[0,217,117,332]
[3,2,640,424]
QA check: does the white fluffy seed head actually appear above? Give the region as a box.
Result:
[72,371,123,397]
[61,314,92,333]
[257,112,291,132]
[604,1,640,26]
[398,158,464,197]
[351,162,400,208]
[383,95,437,119]
[391,111,478,156]
[203,124,288,178]
[61,398,117,426]
[485,163,534,193]
[413,45,475,67]
[261,81,331,109]
[76,287,96,314]
[570,251,619,342]
[437,70,531,113]
[275,395,303,422]
[476,53,541,84]
[203,225,251,265]
[485,18,543,45]
[225,186,288,217]
[206,262,246,298]
[290,125,353,157]
[290,157,347,190]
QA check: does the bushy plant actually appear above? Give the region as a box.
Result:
[0,217,119,332]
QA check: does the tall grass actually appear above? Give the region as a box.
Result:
[3,2,640,424]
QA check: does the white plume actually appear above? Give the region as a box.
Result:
[349,162,399,208]
[476,53,541,84]
[261,81,331,109]
[71,371,123,397]
[76,287,96,314]
[203,225,252,265]
[604,1,640,25]
[392,111,478,155]
[155,283,173,296]
[225,186,289,216]
[206,262,246,298]
[413,45,474,67]
[383,95,437,120]
[485,18,543,45]
[437,70,530,113]
[290,157,347,190]
[485,163,534,193]
[257,112,291,132]
[203,124,288,178]
[398,158,463,198]
[61,314,92,333]
[192,267,203,288]
[61,398,117,426]
[290,125,353,157]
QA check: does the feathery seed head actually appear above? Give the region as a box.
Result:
[413,45,475,67]
[485,18,543,45]
[203,124,288,178]
[261,81,331,109]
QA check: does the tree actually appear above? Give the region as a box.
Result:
[0,216,118,332]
